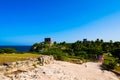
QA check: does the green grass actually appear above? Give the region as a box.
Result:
[0,53,41,65]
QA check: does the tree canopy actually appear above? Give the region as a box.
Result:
[30,39,120,60]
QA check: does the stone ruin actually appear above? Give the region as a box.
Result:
[0,55,54,75]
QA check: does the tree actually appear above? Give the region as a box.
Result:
[30,42,50,52]
[100,39,104,43]
[0,48,17,53]
[0,49,4,53]
[86,47,103,55]
[53,41,57,45]
[111,48,120,60]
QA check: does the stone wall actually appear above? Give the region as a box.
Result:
[0,55,54,75]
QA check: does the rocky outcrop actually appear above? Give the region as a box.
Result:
[0,55,54,75]
[38,55,54,65]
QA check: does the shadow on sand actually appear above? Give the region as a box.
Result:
[99,64,120,78]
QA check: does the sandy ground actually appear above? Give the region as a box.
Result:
[0,61,120,80]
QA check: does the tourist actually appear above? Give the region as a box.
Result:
[98,55,104,63]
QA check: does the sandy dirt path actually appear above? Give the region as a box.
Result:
[0,61,120,80]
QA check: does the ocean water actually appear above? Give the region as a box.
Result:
[0,46,32,52]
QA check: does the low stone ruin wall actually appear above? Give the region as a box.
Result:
[0,55,54,75]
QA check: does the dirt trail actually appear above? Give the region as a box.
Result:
[0,61,119,80]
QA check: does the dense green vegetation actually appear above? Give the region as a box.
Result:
[30,39,120,70]
[103,54,118,70]
[0,48,17,53]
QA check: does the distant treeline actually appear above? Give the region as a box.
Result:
[0,48,17,53]
[30,39,120,60]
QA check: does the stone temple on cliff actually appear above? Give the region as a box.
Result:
[44,38,52,44]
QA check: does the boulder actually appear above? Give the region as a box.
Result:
[38,55,54,66]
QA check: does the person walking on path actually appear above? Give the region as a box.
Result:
[98,55,104,63]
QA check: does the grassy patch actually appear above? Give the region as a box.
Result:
[0,53,40,65]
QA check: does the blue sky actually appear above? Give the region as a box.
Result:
[0,0,120,45]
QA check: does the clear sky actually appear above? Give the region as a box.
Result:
[0,0,120,45]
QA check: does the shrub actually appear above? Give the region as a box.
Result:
[103,61,117,70]
[103,55,117,70]
[0,49,4,53]
[111,48,120,60]
[0,48,17,53]
[41,48,69,60]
